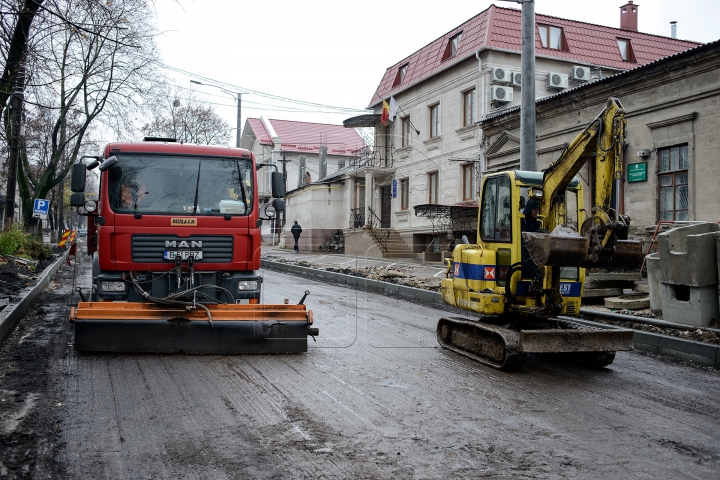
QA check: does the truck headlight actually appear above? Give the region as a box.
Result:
[237,281,258,291]
[100,281,126,292]
[84,200,97,212]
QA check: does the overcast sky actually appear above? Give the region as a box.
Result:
[154,0,720,140]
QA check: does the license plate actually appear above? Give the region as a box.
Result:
[164,250,203,260]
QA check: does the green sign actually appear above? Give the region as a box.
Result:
[628,162,647,183]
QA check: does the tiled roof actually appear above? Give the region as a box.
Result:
[370,4,700,107]
[246,118,273,145]
[246,118,366,156]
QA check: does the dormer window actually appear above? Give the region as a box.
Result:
[442,32,463,61]
[392,64,409,87]
[538,24,564,50]
[617,38,636,62]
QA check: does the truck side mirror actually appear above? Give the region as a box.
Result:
[272,198,285,212]
[70,192,86,207]
[71,163,87,192]
[271,171,285,198]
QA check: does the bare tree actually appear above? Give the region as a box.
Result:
[9,0,165,224]
[142,89,231,145]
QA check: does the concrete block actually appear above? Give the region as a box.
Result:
[657,223,720,286]
[659,282,720,327]
[645,252,663,315]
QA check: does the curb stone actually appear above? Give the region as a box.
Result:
[262,259,719,369]
[0,250,70,345]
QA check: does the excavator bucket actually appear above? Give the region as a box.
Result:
[523,226,643,270]
[523,226,589,268]
[70,302,315,354]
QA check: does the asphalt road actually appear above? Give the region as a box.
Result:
[1,247,719,479]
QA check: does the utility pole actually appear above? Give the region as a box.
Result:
[519,0,536,171]
[4,71,24,227]
[190,80,243,147]
[236,92,242,148]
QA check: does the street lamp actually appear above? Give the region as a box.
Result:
[190,80,244,148]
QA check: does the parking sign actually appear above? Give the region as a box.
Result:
[33,198,50,219]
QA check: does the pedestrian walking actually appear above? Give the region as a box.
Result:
[291,220,302,253]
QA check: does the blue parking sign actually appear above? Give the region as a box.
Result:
[33,198,50,218]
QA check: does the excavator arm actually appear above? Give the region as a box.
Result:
[523,97,642,270]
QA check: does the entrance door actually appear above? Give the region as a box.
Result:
[381,185,392,228]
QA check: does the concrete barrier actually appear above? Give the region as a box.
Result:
[645,252,663,315]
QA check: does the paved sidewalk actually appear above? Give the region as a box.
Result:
[260,245,449,280]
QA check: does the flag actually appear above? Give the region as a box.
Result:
[389,96,399,121]
[381,99,390,125]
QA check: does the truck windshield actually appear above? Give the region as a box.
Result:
[107,154,253,216]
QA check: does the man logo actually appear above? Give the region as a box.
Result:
[165,241,202,248]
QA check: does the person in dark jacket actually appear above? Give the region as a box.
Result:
[291,221,302,252]
[521,198,540,233]
[520,198,543,293]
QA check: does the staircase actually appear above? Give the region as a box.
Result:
[379,229,417,259]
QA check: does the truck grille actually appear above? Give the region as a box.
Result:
[132,235,233,263]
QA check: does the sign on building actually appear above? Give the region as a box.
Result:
[627,162,647,183]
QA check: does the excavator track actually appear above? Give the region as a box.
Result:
[437,317,526,369]
[437,316,633,370]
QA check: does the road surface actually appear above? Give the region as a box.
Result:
[1,249,719,479]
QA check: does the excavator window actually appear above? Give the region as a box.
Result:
[480,174,512,243]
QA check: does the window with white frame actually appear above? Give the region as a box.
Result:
[462,164,475,201]
[402,116,412,147]
[463,88,476,127]
[400,178,409,210]
[538,24,564,50]
[429,104,440,138]
[428,171,439,204]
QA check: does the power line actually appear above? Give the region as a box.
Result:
[156,62,370,114]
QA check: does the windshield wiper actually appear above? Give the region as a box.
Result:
[192,162,202,213]
[236,161,248,207]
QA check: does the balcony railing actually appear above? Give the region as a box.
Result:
[348,147,393,169]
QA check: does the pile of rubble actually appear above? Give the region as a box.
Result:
[0,252,63,313]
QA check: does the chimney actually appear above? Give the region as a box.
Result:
[670,21,677,38]
[620,1,639,31]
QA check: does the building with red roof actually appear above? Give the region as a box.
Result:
[339,2,703,258]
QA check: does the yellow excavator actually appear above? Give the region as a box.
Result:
[438,98,642,369]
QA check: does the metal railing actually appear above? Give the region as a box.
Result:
[367,208,389,253]
[348,147,393,169]
[349,208,365,229]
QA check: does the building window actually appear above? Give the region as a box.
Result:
[463,89,476,127]
[429,104,440,138]
[538,24,564,50]
[428,171,439,204]
[392,64,409,88]
[617,38,636,62]
[400,178,409,210]
[442,32,463,61]
[658,144,689,221]
[402,116,412,147]
[462,164,475,201]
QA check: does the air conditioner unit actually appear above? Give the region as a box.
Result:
[490,67,511,84]
[510,71,522,87]
[491,85,513,103]
[547,72,569,89]
[570,66,591,81]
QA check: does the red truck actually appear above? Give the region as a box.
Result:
[68,138,316,354]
